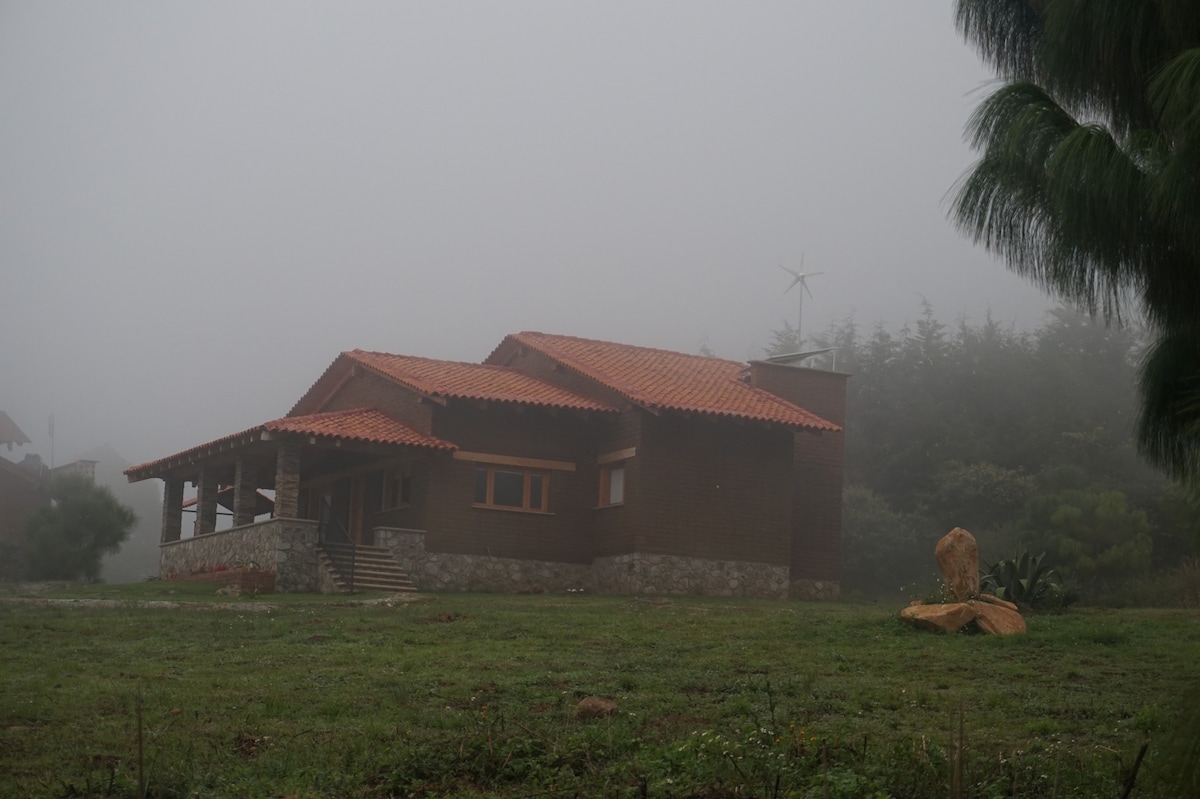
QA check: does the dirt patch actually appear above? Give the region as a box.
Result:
[0,592,431,611]
[416,612,470,624]
[0,597,279,611]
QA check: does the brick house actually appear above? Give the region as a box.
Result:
[126,333,847,599]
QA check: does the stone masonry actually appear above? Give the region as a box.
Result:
[375,528,589,593]
[160,519,320,593]
[377,528,791,598]
[162,523,827,599]
[591,552,791,599]
[789,578,841,601]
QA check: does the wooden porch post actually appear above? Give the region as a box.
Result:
[274,444,301,519]
[195,466,219,536]
[232,458,257,527]
[161,478,184,543]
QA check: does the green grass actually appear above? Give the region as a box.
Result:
[1,590,1197,798]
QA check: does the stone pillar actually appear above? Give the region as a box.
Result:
[232,458,257,527]
[195,466,219,537]
[161,478,184,543]
[274,444,301,519]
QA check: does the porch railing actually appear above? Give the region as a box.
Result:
[317,498,356,593]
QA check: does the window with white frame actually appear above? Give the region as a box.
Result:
[597,447,634,507]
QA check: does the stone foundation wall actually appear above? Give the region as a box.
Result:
[591,553,790,598]
[160,519,320,593]
[275,520,320,593]
[789,578,841,601]
[376,528,789,598]
[375,528,589,593]
[162,523,828,599]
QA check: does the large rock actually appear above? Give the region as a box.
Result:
[935,528,979,601]
[979,593,1019,612]
[973,601,1027,635]
[899,602,977,634]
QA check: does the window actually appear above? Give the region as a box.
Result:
[473,467,549,512]
[597,447,634,507]
[381,468,412,509]
[599,463,625,506]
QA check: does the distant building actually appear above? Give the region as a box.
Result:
[0,412,98,556]
[0,411,31,452]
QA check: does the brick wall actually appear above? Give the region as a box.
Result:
[422,404,596,563]
[748,362,848,427]
[635,415,793,566]
[488,346,633,411]
[748,362,848,588]
[321,370,435,432]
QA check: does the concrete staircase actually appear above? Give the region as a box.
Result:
[319,543,418,593]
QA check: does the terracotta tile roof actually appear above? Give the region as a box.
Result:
[345,350,618,413]
[125,408,455,481]
[264,408,457,449]
[490,332,839,432]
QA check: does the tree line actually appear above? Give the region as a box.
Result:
[773,304,1198,599]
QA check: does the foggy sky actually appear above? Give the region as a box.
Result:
[0,2,1051,467]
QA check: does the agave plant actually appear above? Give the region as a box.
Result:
[981,547,1067,611]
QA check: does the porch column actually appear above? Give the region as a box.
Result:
[195,466,219,536]
[274,444,301,519]
[161,478,184,543]
[232,458,257,527]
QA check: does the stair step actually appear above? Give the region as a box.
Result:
[318,544,417,594]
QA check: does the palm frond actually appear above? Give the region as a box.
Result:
[955,0,1042,79]
[1149,47,1200,138]
[1138,332,1200,478]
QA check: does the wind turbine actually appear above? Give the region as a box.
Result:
[778,255,823,349]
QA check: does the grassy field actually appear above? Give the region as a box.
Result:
[1,584,1197,798]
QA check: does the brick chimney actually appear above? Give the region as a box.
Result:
[749,359,849,600]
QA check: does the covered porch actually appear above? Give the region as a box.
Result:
[125,408,457,591]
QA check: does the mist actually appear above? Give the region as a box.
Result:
[0,3,1052,466]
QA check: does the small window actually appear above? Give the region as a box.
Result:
[382,468,412,509]
[473,467,549,512]
[599,464,625,506]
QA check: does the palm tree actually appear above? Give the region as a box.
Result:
[951,0,1200,479]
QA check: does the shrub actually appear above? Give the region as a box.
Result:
[980,547,1072,611]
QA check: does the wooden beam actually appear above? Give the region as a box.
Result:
[312,367,356,413]
[302,455,416,490]
[597,447,636,465]
[453,450,576,472]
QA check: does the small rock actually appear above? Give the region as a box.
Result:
[574,696,618,720]
[215,584,241,597]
